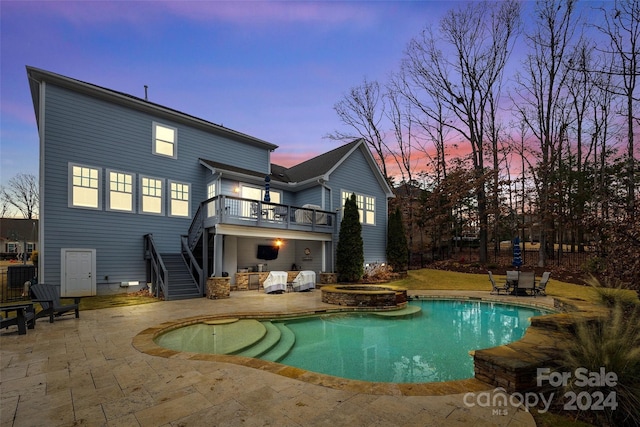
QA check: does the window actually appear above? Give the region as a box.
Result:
[169,181,190,217]
[207,182,217,217]
[141,176,164,215]
[241,185,280,203]
[70,164,101,209]
[341,190,375,225]
[107,170,134,212]
[207,182,217,199]
[153,122,177,158]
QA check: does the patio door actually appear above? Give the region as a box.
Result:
[61,249,96,297]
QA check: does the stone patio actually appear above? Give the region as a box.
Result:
[1,290,549,426]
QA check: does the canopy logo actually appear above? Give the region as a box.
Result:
[463,367,619,416]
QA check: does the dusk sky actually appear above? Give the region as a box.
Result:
[0,1,612,188]
[1,0,454,186]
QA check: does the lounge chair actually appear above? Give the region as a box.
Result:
[30,283,80,323]
[488,271,508,295]
[517,272,536,296]
[534,272,551,296]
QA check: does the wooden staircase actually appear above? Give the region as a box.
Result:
[161,253,201,300]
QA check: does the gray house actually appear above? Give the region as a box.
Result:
[27,66,394,299]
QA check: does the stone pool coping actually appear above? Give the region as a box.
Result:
[132,290,578,397]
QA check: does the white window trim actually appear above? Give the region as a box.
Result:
[68,163,102,210]
[152,122,178,159]
[106,169,136,213]
[341,190,376,226]
[168,180,191,218]
[139,175,165,216]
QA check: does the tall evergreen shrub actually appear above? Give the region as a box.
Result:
[387,207,408,272]
[336,193,364,282]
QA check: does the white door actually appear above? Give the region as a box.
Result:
[62,249,96,296]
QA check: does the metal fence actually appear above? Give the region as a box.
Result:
[0,266,36,303]
[489,248,593,269]
[409,246,595,270]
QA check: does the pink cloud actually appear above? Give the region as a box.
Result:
[0,100,37,127]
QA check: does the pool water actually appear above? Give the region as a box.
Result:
[270,300,546,383]
[154,299,548,383]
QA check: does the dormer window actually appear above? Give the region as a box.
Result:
[153,122,177,158]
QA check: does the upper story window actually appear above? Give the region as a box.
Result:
[107,170,134,212]
[141,176,164,215]
[70,164,101,209]
[341,190,375,225]
[169,181,190,217]
[207,182,217,199]
[153,122,177,158]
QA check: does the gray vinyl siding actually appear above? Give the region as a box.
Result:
[328,148,388,264]
[293,187,324,209]
[40,84,269,291]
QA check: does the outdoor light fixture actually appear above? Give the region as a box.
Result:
[275,239,283,247]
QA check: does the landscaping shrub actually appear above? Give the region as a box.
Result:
[387,207,408,272]
[559,292,640,426]
[336,193,363,282]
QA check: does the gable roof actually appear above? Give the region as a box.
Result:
[200,139,394,197]
[284,140,361,182]
[26,66,278,151]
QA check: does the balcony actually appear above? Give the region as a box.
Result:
[194,195,336,236]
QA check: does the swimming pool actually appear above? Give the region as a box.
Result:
[153,299,548,383]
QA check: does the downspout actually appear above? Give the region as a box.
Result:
[37,79,46,283]
[317,178,332,273]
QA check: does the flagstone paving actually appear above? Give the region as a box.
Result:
[1,290,550,426]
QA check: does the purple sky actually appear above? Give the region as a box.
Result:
[1,0,454,185]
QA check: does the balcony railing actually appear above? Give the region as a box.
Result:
[202,195,335,232]
[186,195,336,253]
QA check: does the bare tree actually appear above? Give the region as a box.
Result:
[401,0,521,263]
[513,0,578,267]
[594,0,640,216]
[328,78,392,179]
[1,173,39,219]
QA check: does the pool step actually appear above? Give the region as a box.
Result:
[235,321,281,358]
[260,322,296,362]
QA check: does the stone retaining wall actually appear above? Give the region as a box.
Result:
[206,277,230,299]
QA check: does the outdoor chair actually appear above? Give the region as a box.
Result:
[30,283,80,323]
[273,205,288,221]
[1,304,35,335]
[506,270,519,290]
[534,272,551,296]
[517,272,536,296]
[488,271,508,295]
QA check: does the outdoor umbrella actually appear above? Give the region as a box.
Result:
[512,236,523,269]
[263,175,271,202]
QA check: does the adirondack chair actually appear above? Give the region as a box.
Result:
[1,303,36,335]
[30,283,80,323]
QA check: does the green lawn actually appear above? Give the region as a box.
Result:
[389,269,614,305]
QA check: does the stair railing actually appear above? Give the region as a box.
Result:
[144,234,168,300]
[181,235,203,296]
[187,202,206,251]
